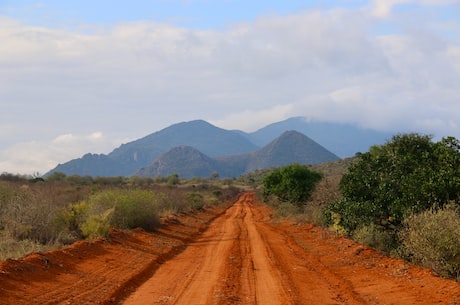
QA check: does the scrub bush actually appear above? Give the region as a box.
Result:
[399,203,460,279]
[262,164,322,207]
[79,189,161,237]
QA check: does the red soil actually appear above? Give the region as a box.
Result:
[1,192,459,304]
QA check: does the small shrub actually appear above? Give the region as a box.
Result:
[0,234,59,260]
[156,191,187,215]
[274,202,300,218]
[399,203,460,279]
[87,189,161,232]
[299,204,328,226]
[352,223,397,254]
[54,201,91,242]
[81,208,113,239]
[63,189,162,239]
[212,190,222,198]
[186,192,205,210]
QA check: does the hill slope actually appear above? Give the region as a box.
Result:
[136,131,339,178]
[245,130,339,172]
[135,146,221,178]
[247,117,392,157]
[47,120,258,177]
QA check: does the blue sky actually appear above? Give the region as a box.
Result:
[0,0,459,174]
[2,1,367,28]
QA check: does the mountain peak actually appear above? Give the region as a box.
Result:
[245,130,339,172]
[136,145,218,179]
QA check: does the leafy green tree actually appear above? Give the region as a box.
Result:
[327,133,460,233]
[263,164,322,207]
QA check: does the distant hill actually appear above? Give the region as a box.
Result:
[136,146,221,178]
[135,131,339,178]
[244,130,339,172]
[49,153,133,177]
[47,120,258,177]
[247,117,393,158]
[46,117,391,178]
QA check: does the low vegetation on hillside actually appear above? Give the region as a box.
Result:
[0,173,241,260]
[260,133,460,280]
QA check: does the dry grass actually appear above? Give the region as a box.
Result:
[0,178,242,260]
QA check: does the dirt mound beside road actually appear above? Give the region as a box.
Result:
[1,192,459,304]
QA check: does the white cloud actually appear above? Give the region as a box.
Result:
[210,104,294,132]
[0,132,119,175]
[0,4,459,174]
[369,0,458,18]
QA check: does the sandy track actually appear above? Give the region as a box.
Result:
[1,192,459,305]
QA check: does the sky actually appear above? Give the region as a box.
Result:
[0,0,459,175]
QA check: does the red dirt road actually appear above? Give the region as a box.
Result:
[1,192,460,304]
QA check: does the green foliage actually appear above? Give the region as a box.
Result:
[325,198,379,233]
[54,201,91,241]
[80,208,114,239]
[399,203,460,279]
[45,171,67,182]
[55,189,161,239]
[85,189,161,233]
[186,192,205,210]
[262,164,322,207]
[327,133,460,234]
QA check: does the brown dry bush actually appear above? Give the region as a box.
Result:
[399,203,460,279]
[0,177,242,259]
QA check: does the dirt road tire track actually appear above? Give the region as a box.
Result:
[1,191,459,305]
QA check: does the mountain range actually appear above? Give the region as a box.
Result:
[135,131,339,178]
[46,117,393,178]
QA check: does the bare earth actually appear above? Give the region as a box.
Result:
[1,192,459,305]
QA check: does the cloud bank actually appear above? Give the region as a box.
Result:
[0,2,459,174]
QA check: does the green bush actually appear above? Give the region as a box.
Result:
[54,201,91,242]
[186,192,205,210]
[80,208,114,239]
[60,189,161,239]
[262,164,322,207]
[399,203,460,278]
[324,198,378,234]
[328,134,460,233]
[86,189,161,232]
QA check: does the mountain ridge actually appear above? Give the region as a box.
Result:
[45,117,391,178]
[135,131,340,178]
[247,117,393,157]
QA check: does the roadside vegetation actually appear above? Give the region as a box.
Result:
[259,133,460,280]
[0,173,241,260]
[3,132,460,281]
